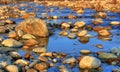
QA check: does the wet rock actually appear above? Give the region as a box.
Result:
[38,56,48,62]
[17,30,24,37]
[22,34,36,40]
[24,52,31,59]
[0,69,4,72]
[0,61,7,68]
[97,12,107,18]
[68,33,76,39]
[29,60,39,68]
[63,57,76,64]
[76,9,84,14]
[32,47,46,53]
[92,18,103,25]
[40,52,52,57]
[70,28,78,33]
[93,26,103,32]
[10,51,21,59]
[0,26,6,34]
[15,18,48,37]
[15,59,29,66]
[98,52,117,59]
[24,39,38,47]
[77,30,87,37]
[26,69,37,72]
[80,50,91,54]
[6,65,19,72]
[53,16,58,20]
[110,21,120,25]
[59,31,68,36]
[79,56,101,69]
[68,14,76,19]
[2,39,23,48]
[59,65,69,72]
[74,21,85,28]
[78,37,89,44]
[34,62,49,71]
[96,44,103,48]
[8,31,17,38]
[6,19,13,24]
[98,29,110,36]
[0,22,5,26]
[61,22,70,29]
[110,47,120,56]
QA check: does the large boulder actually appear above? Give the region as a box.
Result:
[15,18,49,37]
[79,56,101,69]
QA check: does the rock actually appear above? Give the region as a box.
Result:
[17,30,24,37]
[79,56,101,69]
[98,29,110,36]
[26,69,37,72]
[0,22,5,26]
[93,26,103,32]
[59,65,69,72]
[0,26,6,33]
[63,57,76,64]
[34,62,49,71]
[110,21,120,25]
[96,44,103,48]
[98,52,117,59]
[74,21,85,28]
[110,47,120,56]
[22,34,36,40]
[68,14,76,19]
[78,37,89,44]
[40,52,52,57]
[24,39,38,47]
[6,65,18,72]
[97,12,107,18]
[38,56,48,62]
[68,33,76,39]
[8,31,17,38]
[32,47,46,53]
[15,18,48,37]
[92,18,103,25]
[2,39,23,48]
[59,31,68,36]
[112,68,120,72]
[29,60,39,68]
[6,19,13,24]
[80,50,91,54]
[15,59,29,66]
[24,52,31,59]
[53,16,58,19]
[0,61,7,68]
[77,30,87,37]
[10,51,21,59]
[76,9,84,14]
[61,22,70,29]
[70,28,78,33]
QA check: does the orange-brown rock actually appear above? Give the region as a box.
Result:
[15,18,48,37]
[24,39,38,47]
[93,26,103,32]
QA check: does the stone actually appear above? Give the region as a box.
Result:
[59,31,68,36]
[79,56,101,69]
[17,30,24,37]
[8,31,17,38]
[2,39,23,48]
[24,52,31,59]
[77,30,87,37]
[96,44,103,48]
[61,22,70,29]
[15,18,48,37]
[15,59,29,66]
[78,37,89,44]
[0,26,6,33]
[6,19,13,24]
[80,50,91,54]
[10,51,21,59]
[26,69,37,72]
[0,61,7,68]
[74,21,85,28]
[93,26,103,32]
[98,29,110,36]
[68,33,76,39]
[63,57,76,64]
[70,28,78,33]
[98,52,117,59]
[92,18,103,25]
[22,34,36,40]
[24,39,38,47]
[6,65,18,72]
[40,52,52,57]
[110,21,120,25]
[38,56,48,62]
[97,12,107,18]
[59,65,69,72]
[53,16,58,19]
[32,47,46,53]
[76,9,84,14]
[34,62,49,71]
[110,47,120,56]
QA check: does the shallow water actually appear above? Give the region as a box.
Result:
[1,2,120,72]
